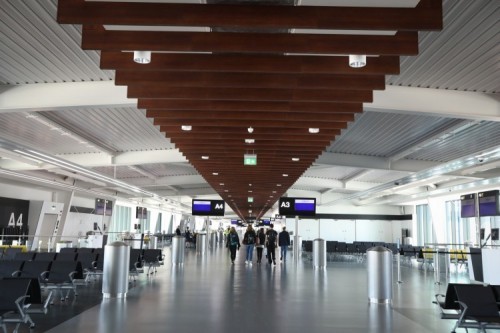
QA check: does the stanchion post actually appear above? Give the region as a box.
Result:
[397,253,403,284]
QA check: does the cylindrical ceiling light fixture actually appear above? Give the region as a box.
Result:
[133,51,152,64]
[349,55,366,68]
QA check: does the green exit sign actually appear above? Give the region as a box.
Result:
[244,154,257,165]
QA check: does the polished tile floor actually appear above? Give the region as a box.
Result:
[18,245,473,333]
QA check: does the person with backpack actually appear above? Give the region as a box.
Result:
[266,224,278,265]
[278,226,291,262]
[255,228,266,264]
[243,225,257,265]
[226,227,240,264]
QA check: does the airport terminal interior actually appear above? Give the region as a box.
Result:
[0,0,499,332]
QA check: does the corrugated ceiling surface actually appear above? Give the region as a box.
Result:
[387,0,500,94]
[304,166,362,180]
[40,107,174,153]
[0,112,102,154]
[92,165,144,179]
[327,112,457,158]
[356,169,411,183]
[0,0,113,85]
[406,121,500,161]
[141,163,199,177]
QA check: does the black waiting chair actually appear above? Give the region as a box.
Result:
[40,261,83,302]
[59,247,77,254]
[451,284,500,333]
[16,261,52,280]
[14,252,36,262]
[2,277,52,315]
[0,278,35,332]
[433,283,462,319]
[143,249,163,274]
[0,261,24,279]
[2,248,23,260]
[55,252,77,261]
[33,252,57,261]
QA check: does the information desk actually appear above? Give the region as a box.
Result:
[0,245,28,252]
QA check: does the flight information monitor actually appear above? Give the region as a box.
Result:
[460,193,476,218]
[191,199,225,216]
[279,197,316,217]
[478,190,499,217]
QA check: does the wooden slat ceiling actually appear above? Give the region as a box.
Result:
[57,0,442,220]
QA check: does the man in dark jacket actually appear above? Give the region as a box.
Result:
[278,226,291,261]
[266,224,278,265]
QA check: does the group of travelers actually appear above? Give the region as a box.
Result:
[225,224,290,265]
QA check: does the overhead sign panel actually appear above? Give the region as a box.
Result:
[192,199,225,216]
[279,197,316,217]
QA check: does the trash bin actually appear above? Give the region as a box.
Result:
[367,246,393,303]
[149,236,158,249]
[196,233,207,254]
[313,238,326,268]
[434,248,449,284]
[102,241,130,299]
[210,232,217,248]
[172,236,185,265]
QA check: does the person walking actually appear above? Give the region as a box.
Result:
[278,226,291,262]
[255,228,266,264]
[266,224,278,265]
[243,225,257,265]
[175,226,181,236]
[226,227,240,264]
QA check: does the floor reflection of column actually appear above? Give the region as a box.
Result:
[368,303,393,333]
[98,299,127,333]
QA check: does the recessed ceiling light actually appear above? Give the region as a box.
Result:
[248,190,252,193]
[245,138,255,144]
[349,54,367,68]
[292,157,300,162]
[212,172,218,176]
[269,195,273,198]
[133,50,151,64]
[277,184,281,187]
[224,189,228,192]
[219,183,224,186]
[201,155,209,160]
[249,183,252,186]
[272,191,276,193]
[283,174,288,177]
[247,127,254,133]
[308,128,320,134]
[181,125,192,131]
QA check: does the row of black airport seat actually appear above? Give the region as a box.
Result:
[302,241,402,255]
[434,283,500,332]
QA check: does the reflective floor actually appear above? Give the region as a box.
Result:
[19,245,473,333]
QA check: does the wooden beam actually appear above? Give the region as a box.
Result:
[139,100,363,113]
[128,86,372,102]
[147,110,355,122]
[101,52,400,75]
[116,71,386,90]
[57,0,442,31]
[83,28,418,56]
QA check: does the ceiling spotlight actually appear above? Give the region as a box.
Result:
[247,127,254,133]
[292,157,300,162]
[133,51,151,64]
[245,138,255,144]
[201,155,209,160]
[212,172,218,176]
[277,184,281,187]
[308,128,320,134]
[181,125,192,131]
[249,183,252,186]
[283,174,288,177]
[219,183,224,186]
[349,54,366,68]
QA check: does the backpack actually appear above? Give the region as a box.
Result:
[267,230,277,244]
[247,233,255,244]
[229,233,238,246]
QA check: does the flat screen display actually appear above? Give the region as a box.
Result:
[478,190,499,217]
[191,199,225,216]
[491,228,499,241]
[136,207,147,219]
[460,194,476,218]
[231,219,238,225]
[95,198,112,216]
[279,197,316,217]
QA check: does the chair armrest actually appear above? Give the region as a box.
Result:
[40,270,50,281]
[12,270,21,277]
[15,295,30,315]
[68,271,78,281]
